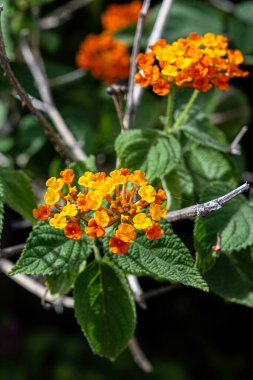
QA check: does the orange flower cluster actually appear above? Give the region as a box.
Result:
[76,1,141,83]
[102,1,141,33]
[135,32,249,96]
[76,33,130,84]
[33,169,167,255]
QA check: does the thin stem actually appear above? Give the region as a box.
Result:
[173,89,199,129]
[123,0,151,130]
[165,182,249,222]
[164,90,174,134]
[93,243,101,262]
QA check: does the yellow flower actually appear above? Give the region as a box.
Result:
[94,210,110,227]
[46,177,64,191]
[150,203,167,221]
[128,170,148,185]
[115,223,136,243]
[78,172,94,188]
[133,213,152,230]
[49,213,67,229]
[44,188,60,205]
[110,169,127,185]
[138,185,156,203]
[61,203,78,217]
[85,190,102,210]
[98,177,115,196]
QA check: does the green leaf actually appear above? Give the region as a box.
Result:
[234,1,253,25]
[148,1,222,42]
[178,107,229,152]
[185,145,238,194]
[228,18,253,54]
[10,223,93,276]
[16,115,46,159]
[0,183,4,243]
[105,223,208,291]
[194,184,253,271]
[115,129,181,181]
[163,160,194,210]
[46,262,86,297]
[205,250,253,307]
[0,168,37,223]
[74,261,136,360]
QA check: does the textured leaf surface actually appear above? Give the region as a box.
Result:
[11,223,92,276]
[205,250,253,307]
[115,129,181,181]
[185,145,237,194]
[46,262,86,297]
[0,168,37,223]
[74,261,136,360]
[194,184,253,271]
[106,223,208,291]
[0,183,4,243]
[180,123,228,152]
[163,160,194,210]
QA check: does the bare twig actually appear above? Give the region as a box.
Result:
[48,69,86,87]
[0,243,25,259]
[123,0,151,131]
[0,6,73,162]
[127,275,147,309]
[230,125,248,155]
[165,182,249,222]
[39,0,94,29]
[128,337,153,373]
[132,0,174,110]
[143,283,181,300]
[19,34,87,161]
[0,258,74,311]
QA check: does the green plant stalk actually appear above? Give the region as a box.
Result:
[164,90,174,134]
[173,89,199,129]
[94,242,102,262]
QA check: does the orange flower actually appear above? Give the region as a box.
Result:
[33,204,51,221]
[146,222,164,240]
[85,219,105,238]
[38,169,167,255]
[115,223,136,243]
[102,1,141,33]
[76,32,130,84]
[60,169,74,185]
[64,222,82,240]
[135,32,249,95]
[109,236,130,256]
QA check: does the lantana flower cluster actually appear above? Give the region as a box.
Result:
[76,1,141,83]
[33,169,167,255]
[135,32,249,96]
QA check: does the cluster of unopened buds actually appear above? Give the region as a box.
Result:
[33,169,167,255]
[135,32,249,95]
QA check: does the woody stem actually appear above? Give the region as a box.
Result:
[172,89,199,129]
[164,89,174,134]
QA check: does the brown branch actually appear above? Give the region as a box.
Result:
[48,68,86,87]
[19,34,87,161]
[143,283,182,300]
[0,258,74,312]
[39,0,94,29]
[230,125,248,155]
[0,243,25,259]
[0,6,74,162]
[127,275,147,310]
[128,337,153,373]
[123,0,151,131]
[165,182,249,222]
